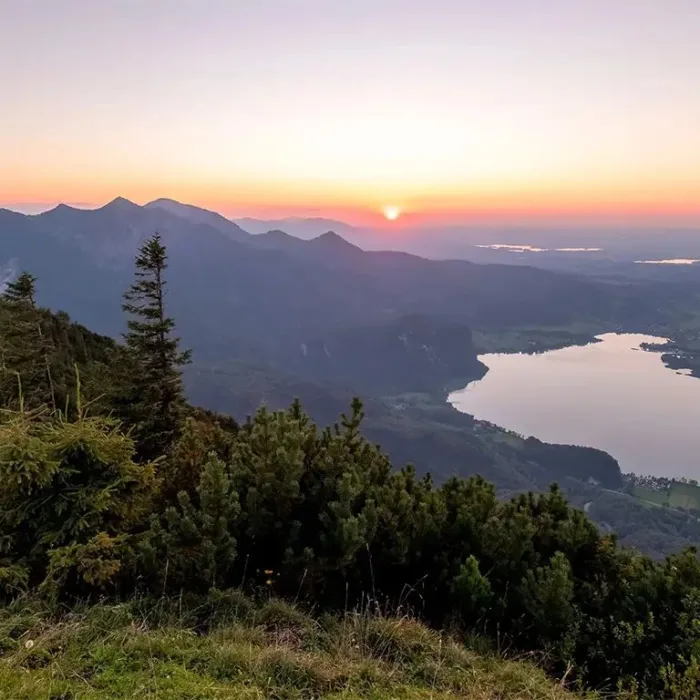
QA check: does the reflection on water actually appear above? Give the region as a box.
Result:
[475,244,548,252]
[475,244,603,253]
[635,258,700,265]
[448,333,700,478]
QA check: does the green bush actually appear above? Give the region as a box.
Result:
[1,245,699,698]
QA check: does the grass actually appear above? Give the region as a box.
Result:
[0,593,597,700]
[631,482,700,511]
[631,485,669,508]
[668,482,700,510]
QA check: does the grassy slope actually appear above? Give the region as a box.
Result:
[0,595,595,700]
[670,482,700,509]
[632,482,700,510]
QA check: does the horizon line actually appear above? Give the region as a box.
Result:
[3,195,700,231]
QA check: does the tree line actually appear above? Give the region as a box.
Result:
[0,234,698,698]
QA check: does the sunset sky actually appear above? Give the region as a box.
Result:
[2,0,700,226]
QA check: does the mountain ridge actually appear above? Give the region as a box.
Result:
[145,197,250,241]
[234,214,358,238]
[2,198,700,557]
[0,195,677,339]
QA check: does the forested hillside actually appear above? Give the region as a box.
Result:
[3,200,700,556]
[0,235,699,698]
[2,198,693,362]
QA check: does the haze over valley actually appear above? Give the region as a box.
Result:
[3,195,700,558]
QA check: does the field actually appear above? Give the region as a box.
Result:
[0,594,593,700]
[669,481,700,510]
[631,481,700,511]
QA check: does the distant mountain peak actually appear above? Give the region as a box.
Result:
[248,229,306,252]
[146,197,180,207]
[100,196,139,212]
[232,216,357,238]
[310,231,360,249]
[47,203,78,214]
[264,229,296,239]
[143,198,249,241]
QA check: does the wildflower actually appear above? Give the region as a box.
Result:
[266,579,272,585]
[264,569,274,575]
[24,640,34,650]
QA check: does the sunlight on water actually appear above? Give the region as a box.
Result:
[635,258,700,265]
[449,333,700,478]
[475,244,602,253]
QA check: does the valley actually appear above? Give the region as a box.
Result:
[2,200,700,697]
[3,198,700,558]
[6,5,700,695]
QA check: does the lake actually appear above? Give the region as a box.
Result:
[448,333,700,478]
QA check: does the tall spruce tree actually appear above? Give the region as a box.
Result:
[122,234,190,460]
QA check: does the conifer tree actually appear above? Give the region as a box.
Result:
[3,271,37,307]
[0,272,55,408]
[0,400,156,594]
[140,453,239,592]
[122,234,191,460]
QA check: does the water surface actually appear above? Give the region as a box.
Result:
[635,258,700,265]
[475,243,602,253]
[449,333,700,478]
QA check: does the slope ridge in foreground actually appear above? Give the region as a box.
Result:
[0,595,592,700]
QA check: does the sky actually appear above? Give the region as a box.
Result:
[2,0,700,226]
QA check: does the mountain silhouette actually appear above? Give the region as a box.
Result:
[146,198,250,242]
[0,196,646,381]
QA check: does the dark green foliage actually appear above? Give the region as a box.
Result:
[157,414,236,506]
[139,453,239,592]
[519,551,577,658]
[3,271,37,307]
[134,396,700,697]
[1,369,699,697]
[0,291,55,409]
[0,407,156,596]
[0,283,118,414]
[122,233,191,460]
[523,438,624,489]
[282,314,487,395]
[452,555,493,620]
[0,259,699,697]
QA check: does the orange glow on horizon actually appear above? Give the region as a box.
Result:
[3,167,700,227]
[4,178,700,228]
[4,3,700,230]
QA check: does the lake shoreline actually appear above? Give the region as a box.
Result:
[448,333,700,480]
[471,328,601,357]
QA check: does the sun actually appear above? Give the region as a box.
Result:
[383,205,401,221]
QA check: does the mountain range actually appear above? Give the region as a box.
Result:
[3,196,700,556]
[1,196,692,403]
[232,214,359,239]
[1,196,640,351]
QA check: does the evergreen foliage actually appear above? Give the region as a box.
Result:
[0,401,156,596]
[140,453,239,592]
[0,282,116,412]
[122,233,191,460]
[3,271,37,307]
[0,272,54,408]
[0,241,699,698]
